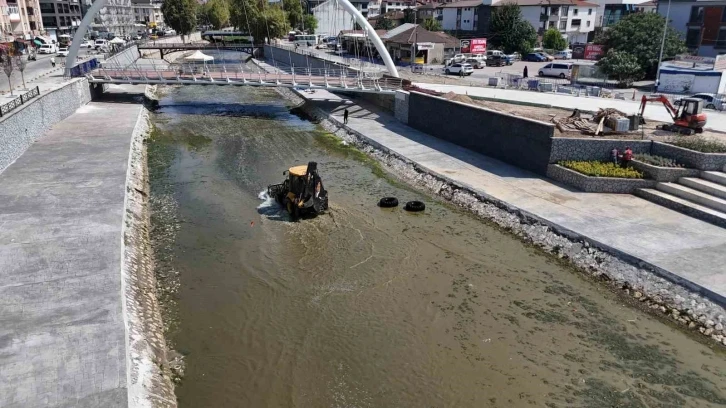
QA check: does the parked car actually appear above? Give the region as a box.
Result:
[444,63,474,76]
[524,52,547,62]
[554,50,572,60]
[675,93,725,111]
[485,55,506,67]
[538,62,572,78]
[38,44,56,54]
[57,47,69,57]
[506,52,521,62]
[94,39,109,50]
[540,52,555,61]
[465,58,484,69]
[486,50,505,59]
[452,53,466,62]
[81,40,94,48]
[470,53,486,61]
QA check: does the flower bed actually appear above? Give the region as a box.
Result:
[630,159,701,183]
[558,160,644,178]
[547,164,656,193]
[652,141,726,171]
[667,138,726,153]
[634,154,683,168]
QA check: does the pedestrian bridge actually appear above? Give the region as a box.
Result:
[86,65,405,94]
[137,42,263,57]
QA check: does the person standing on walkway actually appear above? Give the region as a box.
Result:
[621,146,633,168]
[523,65,528,78]
[50,56,56,68]
[343,109,349,124]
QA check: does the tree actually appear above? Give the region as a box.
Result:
[596,12,686,78]
[542,27,567,51]
[597,49,643,87]
[1,52,14,96]
[489,2,536,55]
[162,0,197,41]
[230,0,290,43]
[374,17,394,30]
[283,0,303,29]
[422,18,442,32]
[13,55,26,89]
[303,14,317,34]
[206,0,230,29]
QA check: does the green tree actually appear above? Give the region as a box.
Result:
[283,0,303,29]
[422,18,442,32]
[302,14,317,33]
[374,17,394,30]
[197,2,210,26]
[206,0,230,29]
[542,27,567,51]
[596,12,686,78]
[597,49,643,87]
[162,0,197,41]
[230,0,289,43]
[489,2,536,55]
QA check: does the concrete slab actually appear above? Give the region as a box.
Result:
[414,83,726,133]
[305,89,726,302]
[0,89,143,407]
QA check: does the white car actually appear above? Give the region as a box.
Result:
[94,39,109,50]
[538,62,572,79]
[38,44,56,54]
[675,93,725,111]
[445,63,474,76]
[81,40,94,48]
[554,50,572,60]
[57,47,69,57]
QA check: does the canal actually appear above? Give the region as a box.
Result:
[149,85,726,407]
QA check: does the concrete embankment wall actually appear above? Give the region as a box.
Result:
[0,78,92,173]
[263,45,354,73]
[406,91,555,175]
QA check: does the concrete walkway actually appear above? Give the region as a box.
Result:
[0,89,143,407]
[415,83,726,133]
[305,89,726,303]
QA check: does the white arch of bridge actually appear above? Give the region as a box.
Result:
[64,0,399,78]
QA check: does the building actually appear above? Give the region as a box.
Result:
[368,10,406,27]
[1,0,43,44]
[38,0,81,40]
[86,0,135,37]
[307,0,380,17]
[383,24,459,62]
[415,2,442,21]
[586,0,656,29]
[383,0,416,12]
[657,0,726,57]
[439,0,597,44]
[312,0,355,37]
[131,0,162,26]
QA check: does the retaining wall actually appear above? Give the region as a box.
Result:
[651,142,726,171]
[0,78,92,172]
[394,90,409,124]
[630,160,701,182]
[263,45,353,73]
[407,91,555,175]
[547,164,657,193]
[550,138,652,163]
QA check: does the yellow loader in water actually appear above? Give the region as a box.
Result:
[268,162,329,219]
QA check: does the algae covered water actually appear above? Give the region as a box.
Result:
[148,85,726,407]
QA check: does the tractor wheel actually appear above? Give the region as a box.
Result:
[378,197,399,208]
[404,201,426,212]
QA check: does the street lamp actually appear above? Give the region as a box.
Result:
[654,0,671,92]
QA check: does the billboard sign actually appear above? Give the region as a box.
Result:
[417,42,435,50]
[584,44,604,60]
[460,38,486,53]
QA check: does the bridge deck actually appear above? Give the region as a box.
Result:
[136,43,259,50]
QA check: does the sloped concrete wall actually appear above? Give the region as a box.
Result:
[0,78,92,173]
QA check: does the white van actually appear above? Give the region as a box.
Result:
[538,62,572,79]
[294,34,318,47]
[94,39,109,50]
[486,50,505,58]
[38,44,56,54]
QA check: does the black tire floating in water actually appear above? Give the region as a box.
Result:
[404,201,426,212]
[379,197,399,208]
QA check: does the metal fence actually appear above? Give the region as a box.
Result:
[0,86,40,117]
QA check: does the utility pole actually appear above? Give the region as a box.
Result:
[654,0,671,93]
[412,1,418,71]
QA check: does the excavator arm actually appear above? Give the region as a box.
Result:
[639,95,679,122]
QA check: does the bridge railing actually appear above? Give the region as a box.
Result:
[271,43,385,73]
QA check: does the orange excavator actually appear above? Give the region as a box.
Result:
[639,95,707,135]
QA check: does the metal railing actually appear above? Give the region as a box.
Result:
[271,43,386,73]
[0,86,40,117]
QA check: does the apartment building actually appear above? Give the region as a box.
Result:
[1,0,42,43]
[131,0,162,26]
[658,0,726,57]
[88,0,135,37]
[440,0,597,43]
[586,0,656,29]
[38,0,81,40]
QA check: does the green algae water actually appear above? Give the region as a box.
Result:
[148,85,726,407]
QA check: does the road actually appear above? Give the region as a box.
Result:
[0,48,96,95]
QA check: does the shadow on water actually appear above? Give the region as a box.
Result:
[148,85,726,408]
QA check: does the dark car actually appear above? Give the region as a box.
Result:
[486,55,506,67]
[524,52,547,62]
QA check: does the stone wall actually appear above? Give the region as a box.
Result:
[263,45,353,74]
[407,91,555,175]
[550,138,652,163]
[652,142,726,171]
[547,164,657,193]
[394,90,409,124]
[342,91,395,113]
[630,160,701,182]
[0,78,92,173]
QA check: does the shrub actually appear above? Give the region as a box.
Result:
[667,137,726,153]
[634,154,683,168]
[559,160,644,178]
